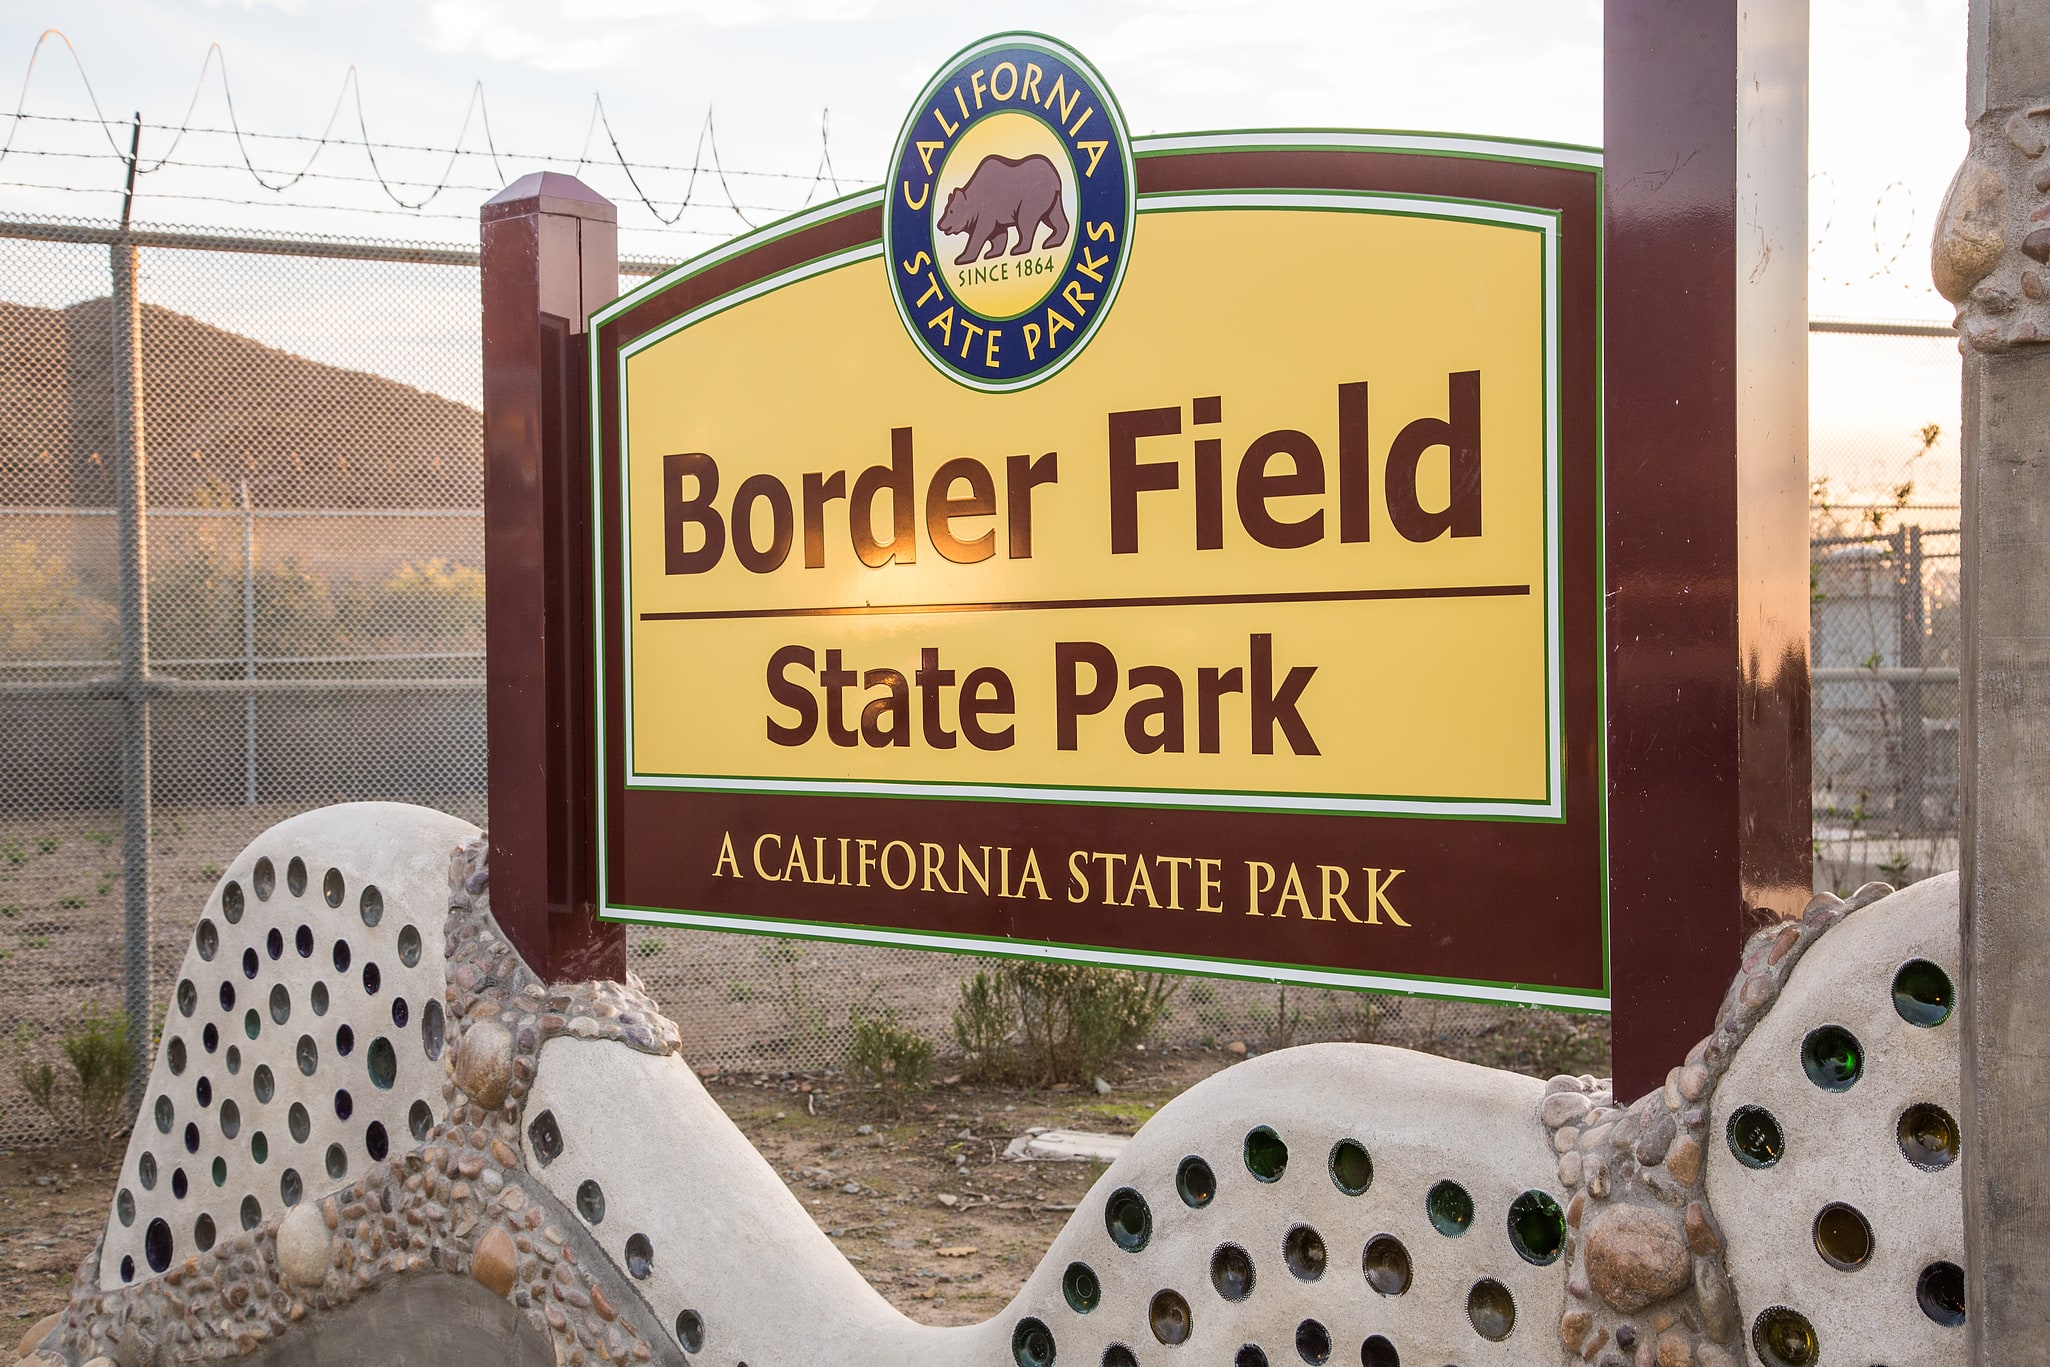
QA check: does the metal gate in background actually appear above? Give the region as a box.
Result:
[0,214,1959,1142]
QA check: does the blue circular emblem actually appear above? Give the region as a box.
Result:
[886,33,1135,392]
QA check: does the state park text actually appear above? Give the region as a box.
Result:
[709,829,1413,926]
[653,375,1489,759]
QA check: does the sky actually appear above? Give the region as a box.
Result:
[0,0,1972,504]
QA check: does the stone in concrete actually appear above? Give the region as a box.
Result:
[471,1225,516,1298]
[454,1020,514,1111]
[1583,1206,1690,1313]
[277,1204,332,1288]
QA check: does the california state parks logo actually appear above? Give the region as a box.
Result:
[887,33,1135,391]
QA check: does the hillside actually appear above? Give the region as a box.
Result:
[0,297,481,508]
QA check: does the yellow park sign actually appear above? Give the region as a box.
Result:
[590,34,1606,1009]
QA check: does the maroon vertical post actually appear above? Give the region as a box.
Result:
[481,172,625,983]
[1604,2,1812,1097]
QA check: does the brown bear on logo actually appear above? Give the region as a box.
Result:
[936,154,1071,265]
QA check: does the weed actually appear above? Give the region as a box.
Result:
[1,840,22,866]
[951,969,1016,1080]
[952,962,1176,1087]
[200,862,221,881]
[634,937,664,959]
[1877,850,1914,886]
[35,836,58,854]
[848,1003,934,1113]
[89,830,112,847]
[727,982,756,1003]
[759,939,828,1054]
[12,1004,135,1160]
[0,904,17,918]
[58,895,85,910]
[1459,1007,1610,1080]
[23,935,50,949]
[96,877,114,896]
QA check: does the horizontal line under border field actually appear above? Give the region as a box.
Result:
[599,904,1610,1012]
[641,582,1531,623]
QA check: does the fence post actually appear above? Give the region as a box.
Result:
[1956,0,2050,1349]
[480,173,623,984]
[112,114,153,1074]
[241,478,256,807]
[1896,524,1925,828]
[1603,1,1814,1097]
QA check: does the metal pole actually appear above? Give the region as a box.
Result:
[112,113,152,1076]
[1949,0,2050,1352]
[1899,524,1926,829]
[241,478,256,805]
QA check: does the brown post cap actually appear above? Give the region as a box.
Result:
[482,172,618,225]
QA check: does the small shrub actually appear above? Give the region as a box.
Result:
[0,904,18,918]
[634,937,664,959]
[952,961,1176,1087]
[759,939,827,1053]
[58,895,84,910]
[35,836,58,854]
[1461,1007,1610,1080]
[14,1005,136,1160]
[848,1003,934,1110]
[96,877,114,896]
[200,862,221,881]
[23,935,50,949]
[1,840,23,866]
[952,968,1016,1081]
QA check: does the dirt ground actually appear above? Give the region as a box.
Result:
[0,1047,1235,1337]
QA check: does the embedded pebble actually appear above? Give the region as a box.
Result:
[454,1020,514,1109]
[1584,1206,1691,1313]
[277,1205,333,1288]
[1542,1091,1593,1128]
[472,1226,517,1298]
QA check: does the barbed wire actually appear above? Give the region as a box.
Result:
[0,27,853,233]
[0,180,739,238]
[6,111,850,184]
[1809,170,1928,292]
[1,143,803,216]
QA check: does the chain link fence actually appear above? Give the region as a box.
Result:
[0,217,1958,1142]
[1807,323,1963,895]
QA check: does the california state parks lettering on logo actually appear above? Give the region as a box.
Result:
[886,33,1135,392]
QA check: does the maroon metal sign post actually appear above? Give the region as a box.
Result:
[1603,0,1812,1096]
[481,172,625,984]
[479,10,1811,1103]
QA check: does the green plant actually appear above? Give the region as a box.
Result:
[634,937,664,959]
[1,840,23,867]
[1259,985,1304,1053]
[200,862,221,881]
[36,836,58,855]
[1877,850,1914,885]
[96,877,114,896]
[0,540,116,658]
[89,830,113,847]
[13,1005,136,1160]
[1460,1007,1610,1080]
[23,934,50,949]
[58,895,84,910]
[759,939,828,1053]
[0,904,18,918]
[952,962,1176,1087]
[848,1003,935,1111]
[727,982,756,1003]
[952,968,1017,1081]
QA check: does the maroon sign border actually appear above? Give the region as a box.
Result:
[588,141,1607,1004]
